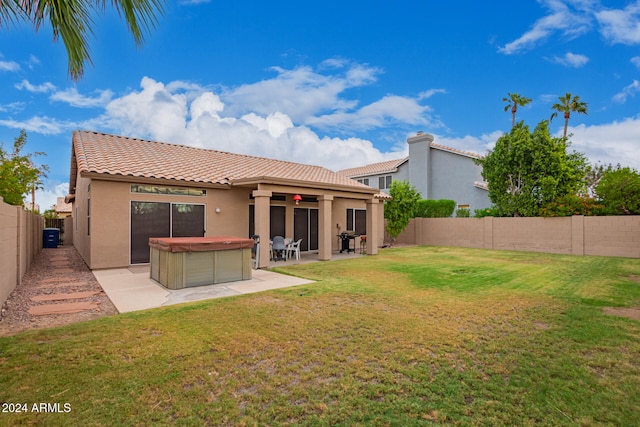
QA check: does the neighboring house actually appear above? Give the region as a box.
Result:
[339,132,491,214]
[24,202,40,213]
[54,197,72,218]
[65,130,387,270]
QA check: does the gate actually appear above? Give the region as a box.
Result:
[45,218,65,245]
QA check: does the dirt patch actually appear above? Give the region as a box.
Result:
[628,275,640,283]
[0,246,118,337]
[603,307,640,321]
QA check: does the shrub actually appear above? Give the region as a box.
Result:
[539,194,604,217]
[595,167,640,215]
[456,208,471,217]
[474,206,499,218]
[414,199,455,218]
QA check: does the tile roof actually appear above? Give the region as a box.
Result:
[338,141,483,178]
[69,131,375,194]
[430,142,483,160]
[338,157,408,178]
[54,197,72,213]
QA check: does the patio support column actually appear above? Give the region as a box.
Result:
[366,198,380,255]
[253,189,272,268]
[318,195,333,261]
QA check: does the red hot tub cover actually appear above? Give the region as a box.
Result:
[148,237,255,253]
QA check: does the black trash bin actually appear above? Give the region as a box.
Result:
[43,228,60,248]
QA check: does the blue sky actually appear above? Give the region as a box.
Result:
[1,0,639,211]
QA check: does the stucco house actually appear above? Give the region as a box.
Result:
[53,197,72,218]
[339,132,491,214]
[65,130,387,270]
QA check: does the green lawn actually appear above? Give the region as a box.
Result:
[1,247,639,426]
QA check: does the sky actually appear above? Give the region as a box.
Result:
[1,0,639,211]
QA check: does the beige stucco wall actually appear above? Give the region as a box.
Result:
[395,216,640,258]
[71,175,384,269]
[72,173,91,267]
[76,179,252,269]
[1,197,43,305]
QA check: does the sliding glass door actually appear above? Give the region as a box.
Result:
[130,201,205,264]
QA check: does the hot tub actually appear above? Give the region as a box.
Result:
[149,237,254,289]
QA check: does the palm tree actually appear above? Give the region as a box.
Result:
[503,92,532,128]
[550,93,588,138]
[0,0,164,80]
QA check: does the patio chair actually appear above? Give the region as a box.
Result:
[271,236,286,261]
[286,239,302,261]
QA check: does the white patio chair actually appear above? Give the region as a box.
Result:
[286,239,302,261]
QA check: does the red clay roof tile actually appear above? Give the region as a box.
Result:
[71,130,374,193]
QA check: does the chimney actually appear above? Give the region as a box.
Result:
[407,132,434,199]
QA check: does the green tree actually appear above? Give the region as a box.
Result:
[413,199,455,218]
[585,162,616,196]
[503,92,532,128]
[0,130,48,206]
[384,180,421,243]
[477,121,589,217]
[540,194,604,217]
[595,167,640,215]
[1,0,164,80]
[550,93,588,138]
[43,208,58,219]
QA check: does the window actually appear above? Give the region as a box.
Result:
[346,208,366,235]
[130,201,205,264]
[131,184,206,196]
[378,175,392,189]
[357,178,369,185]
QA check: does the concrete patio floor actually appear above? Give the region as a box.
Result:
[94,250,364,313]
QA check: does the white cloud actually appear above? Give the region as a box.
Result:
[551,52,589,67]
[0,60,20,72]
[632,56,640,68]
[50,87,114,108]
[595,1,640,45]
[98,73,413,170]
[305,95,437,132]
[418,89,446,100]
[0,102,25,113]
[104,77,189,144]
[32,182,69,213]
[566,117,640,170]
[498,0,592,54]
[436,131,505,157]
[15,80,56,93]
[0,116,69,134]
[612,80,640,103]
[222,64,375,122]
[499,0,640,54]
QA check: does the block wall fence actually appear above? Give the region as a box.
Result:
[393,216,640,259]
[0,197,44,306]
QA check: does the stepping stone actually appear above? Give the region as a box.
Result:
[37,281,91,288]
[31,291,101,302]
[40,277,70,283]
[28,302,99,315]
[51,268,75,274]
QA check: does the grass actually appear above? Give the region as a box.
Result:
[1,246,639,426]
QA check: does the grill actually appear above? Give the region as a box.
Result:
[339,231,357,254]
